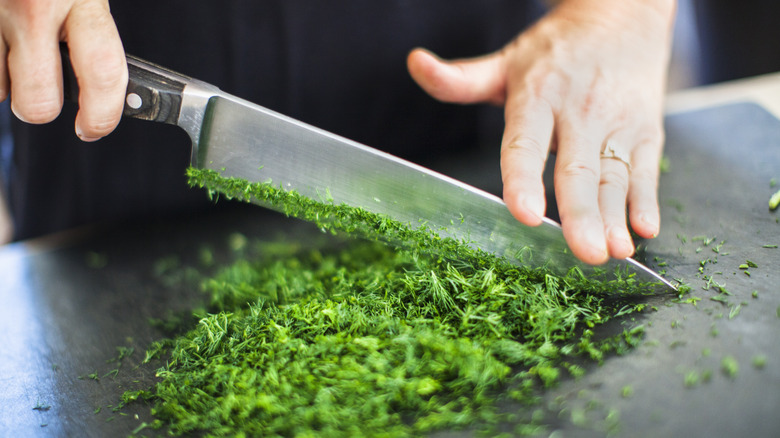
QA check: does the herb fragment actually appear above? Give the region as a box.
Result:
[710,295,729,304]
[107,346,134,363]
[692,235,716,246]
[710,324,719,337]
[659,156,671,174]
[770,189,780,211]
[32,401,51,412]
[728,303,742,320]
[752,355,767,369]
[79,371,100,381]
[721,356,739,379]
[131,422,149,435]
[85,251,108,269]
[684,370,699,388]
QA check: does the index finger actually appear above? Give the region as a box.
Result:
[500,95,555,227]
[64,1,127,141]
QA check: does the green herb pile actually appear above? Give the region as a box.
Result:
[126,168,655,436]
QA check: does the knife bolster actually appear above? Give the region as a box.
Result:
[123,56,187,125]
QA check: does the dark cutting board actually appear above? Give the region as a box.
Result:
[0,102,778,437]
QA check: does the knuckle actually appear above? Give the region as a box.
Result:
[520,68,566,105]
[599,168,629,194]
[500,137,549,181]
[82,51,127,92]
[559,159,599,183]
[502,135,546,157]
[637,123,664,147]
[629,166,658,188]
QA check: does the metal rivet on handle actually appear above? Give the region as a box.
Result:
[126,93,143,109]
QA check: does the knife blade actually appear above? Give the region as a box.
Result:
[62,48,674,294]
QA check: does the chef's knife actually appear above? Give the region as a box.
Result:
[61,48,674,294]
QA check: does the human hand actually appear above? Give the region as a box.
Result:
[0,0,127,141]
[407,0,675,265]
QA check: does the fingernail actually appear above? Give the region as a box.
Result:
[608,225,635,257]
[75,124,100,142]
[584,225,608,262]
[523,196,545,222]
[10,104,29,123]
[640,213,660,238]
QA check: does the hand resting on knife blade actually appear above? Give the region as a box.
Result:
[408,0,676,265]
[0,0,675,266]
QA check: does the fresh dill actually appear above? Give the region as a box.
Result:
[115,166,661,436]
[721,356,739,379]
[770,189,780,211]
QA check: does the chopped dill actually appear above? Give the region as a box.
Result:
[659,156,671,174]
[770,189,780,211]
[115,166,660,436]
[184,167,657,294]
[683,370,699,388]
[32,401,51,412]
[721,356,739,379]
[752,355,767,369]
[728,303,742,320]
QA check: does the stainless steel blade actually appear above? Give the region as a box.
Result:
[176,80,674,294]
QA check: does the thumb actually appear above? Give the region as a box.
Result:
[406,47,507,106]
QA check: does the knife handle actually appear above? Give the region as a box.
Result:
[61,43,188,125]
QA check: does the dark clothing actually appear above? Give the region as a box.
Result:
[4,1,545,240]
[693,1,780,84]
